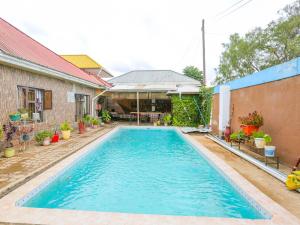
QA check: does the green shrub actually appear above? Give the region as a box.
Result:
[252,131,271,144]
[35,130,53,144]
[102,110,111,122]
[230,131,246,141]
[252,131,265,138]
[264,135,272,144]
[91,117,100,125]
[163,114,172,124]
[60,121,72,131]
[83,114,92,125]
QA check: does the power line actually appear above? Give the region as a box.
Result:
[214,0,247,19]
[216,0,254,21]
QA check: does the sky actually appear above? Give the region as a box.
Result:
[0,0,294,85]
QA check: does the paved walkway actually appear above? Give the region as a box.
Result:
[0,124,116,198]
[190,134,300,220]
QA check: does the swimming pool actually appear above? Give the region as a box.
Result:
[20,127,268,219]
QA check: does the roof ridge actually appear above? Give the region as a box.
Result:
[109,70,201,85]
[171,70,201,82]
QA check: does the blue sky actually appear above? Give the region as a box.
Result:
[0,0,294,84]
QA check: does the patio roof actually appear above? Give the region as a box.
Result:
[108,70,200,93]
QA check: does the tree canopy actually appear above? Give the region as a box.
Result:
[183,66,204,85]
[215,0,300,85]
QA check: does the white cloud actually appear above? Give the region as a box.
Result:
[0,0,293,85]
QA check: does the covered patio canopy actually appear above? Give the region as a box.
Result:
[105,70,201,125]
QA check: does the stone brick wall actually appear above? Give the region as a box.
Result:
[0,64,96,127]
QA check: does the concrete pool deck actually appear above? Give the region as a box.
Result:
[190,134,300,220]
[0,126,299,225]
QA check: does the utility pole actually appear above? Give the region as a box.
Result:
[201,19,206,86]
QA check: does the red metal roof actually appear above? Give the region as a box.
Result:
[0,18,111,87]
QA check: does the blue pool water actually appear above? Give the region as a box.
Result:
[22,127,267,219]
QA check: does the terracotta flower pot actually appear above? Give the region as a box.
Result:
[240,125,259,136]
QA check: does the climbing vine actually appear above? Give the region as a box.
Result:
[199,86,213,126]
[171,87,213,127]
[171,95,200,127]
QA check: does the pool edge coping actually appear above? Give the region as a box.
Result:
[0,125,299,225]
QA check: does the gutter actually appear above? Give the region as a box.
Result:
[0,51,105,89]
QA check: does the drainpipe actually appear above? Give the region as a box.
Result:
[92,89,108,117]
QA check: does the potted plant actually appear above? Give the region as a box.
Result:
[163,114,172,126]
[99,117,104,126]
[230,131,246,143]
[91,117,100,128]
[264,135,275,157]
[2,123,18,158]
[239,111,263,136]
[18,108,29,120]
[251,131,271,148]
[9,112,21,121]
[83,115,92,131]
[60,121,72,140]
[102,110,111,123]
[35,130,53,146]
[78,119,85,134]
[52,130,59,143]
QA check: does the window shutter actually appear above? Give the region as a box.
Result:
[44,90,52,110]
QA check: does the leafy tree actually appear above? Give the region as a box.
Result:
[183,66,204,85]
[215,0,300,85]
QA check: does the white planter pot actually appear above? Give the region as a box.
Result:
[254,138,265,148]
[43,138,51,146]
[264,146,276,157]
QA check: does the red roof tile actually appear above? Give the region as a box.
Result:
[0,18,111,87]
